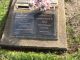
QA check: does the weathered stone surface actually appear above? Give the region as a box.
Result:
[12,12,56,40]
[0,0,67,49]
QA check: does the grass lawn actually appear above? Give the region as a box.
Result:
[0,49,80,60]
[0,0,10,37]
[0,0,80,60]
[0,0,10,24]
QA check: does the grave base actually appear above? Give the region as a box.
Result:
[0,0,67,50]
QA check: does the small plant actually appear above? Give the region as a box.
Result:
[65,0,72,2]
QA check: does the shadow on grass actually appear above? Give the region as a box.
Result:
[0,45,67,55]
[0,0,12,39]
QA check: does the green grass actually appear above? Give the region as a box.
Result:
[0,0,10,21]
[0,49,80,60]
[0,0,10,37]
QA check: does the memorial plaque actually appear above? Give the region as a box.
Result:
[0,0,67,49]
[12,13,35,38]
[35,13,55,39]
[11,11,56,40]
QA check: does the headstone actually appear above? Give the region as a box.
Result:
[0,0,67,50]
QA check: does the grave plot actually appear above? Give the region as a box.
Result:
[0,0,67,50]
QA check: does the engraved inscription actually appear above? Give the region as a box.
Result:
[12,13,35,38]
[35,14,55,39]
[12,12,56,40]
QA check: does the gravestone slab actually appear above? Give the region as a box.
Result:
[12,13,35,38]
[35,14,56,39]
[0,0,67,50]
[11,12,56,40]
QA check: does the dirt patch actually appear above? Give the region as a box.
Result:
[65,0,80,52]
